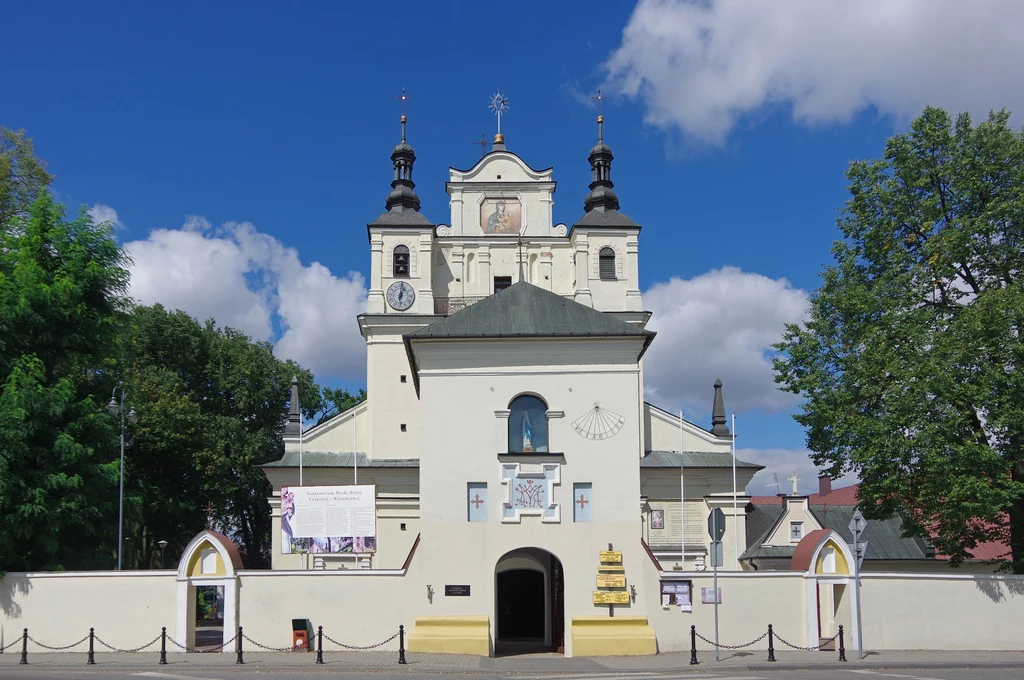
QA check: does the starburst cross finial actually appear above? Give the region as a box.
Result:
[396,88,412,116]
[592,88,608,117]
[488,90,510,135]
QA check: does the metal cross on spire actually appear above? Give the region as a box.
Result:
[474,133,491,157]
[488,90,510,135]
[592,88,609,117]
[203,502,216,529]
[396,88,412,116]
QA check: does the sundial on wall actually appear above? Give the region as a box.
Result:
[572,402,626,441]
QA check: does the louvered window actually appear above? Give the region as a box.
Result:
[599,247,616,280]
[393,245,410,277]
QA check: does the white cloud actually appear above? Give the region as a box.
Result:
[88,204,123,231]
[605,0,1024,144]
[123,216,366,381]
[740,447,856,498]
[643,267,808,415]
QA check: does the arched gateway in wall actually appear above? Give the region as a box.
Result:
[494,548,564,654]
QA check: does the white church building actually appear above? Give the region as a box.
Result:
[260,113,763,655]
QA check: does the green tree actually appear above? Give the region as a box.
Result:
[774,107,1024,570]
[0,192,130,571]
[116,304,337,569]
[0,128,54,226]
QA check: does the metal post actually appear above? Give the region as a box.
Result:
[838,624,847,662]
[236,626,244,665]
[689,625,698,665]
[20,628,27,665]
[315,626,323,664]
[88,628,95,665]
[767,624,776,662]
[713,559,720,662]
[398,625,406,665]
[118,401,125,570]
[160,627,167,665]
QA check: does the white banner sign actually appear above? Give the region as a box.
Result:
[281,485,376,554]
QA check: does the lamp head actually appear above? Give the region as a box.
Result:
[106,397,118,415]
[127,408,138,425]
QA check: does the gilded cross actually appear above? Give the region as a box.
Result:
[592,88,609,117]
[471,494,485,510]
[576,494,589,510]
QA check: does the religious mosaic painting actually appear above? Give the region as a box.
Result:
[500,462,560,523]
[480,197,522,234]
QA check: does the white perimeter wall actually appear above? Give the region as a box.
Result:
[5,568,1024,653]
[1,572,177,652]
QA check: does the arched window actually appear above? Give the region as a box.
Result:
[599,247,616,280]
[508,395,549,453]
[393,245,410,277]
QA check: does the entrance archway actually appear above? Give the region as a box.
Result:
[494,548,564,655]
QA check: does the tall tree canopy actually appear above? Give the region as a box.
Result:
[0,128,53,226]
[0,192,130,570]
[774,107,1024,570]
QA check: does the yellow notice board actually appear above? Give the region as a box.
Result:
[596,574,627,588]
[599,550,622,563]
[593,591,630,605]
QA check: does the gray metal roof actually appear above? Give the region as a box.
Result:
[741,502,934,562]
[811,505,933,561]
[368,209,434,227]
[406,281,655,342]
[573,209,640,228]
[260,452,419,469]
[741,544,798,560]
[641,451,763,470]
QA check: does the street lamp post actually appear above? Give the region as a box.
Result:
[158,540,168,569]
[107,387,137,571]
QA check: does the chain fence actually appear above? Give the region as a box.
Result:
[7,625,409,666]
[774,630,839,651]
[321,630,399,651]
[94,633,163,654]
[693,630,768,650]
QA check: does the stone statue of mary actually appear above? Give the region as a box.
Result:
[522,412,533,452]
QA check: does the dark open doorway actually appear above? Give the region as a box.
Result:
[494,548,564,655]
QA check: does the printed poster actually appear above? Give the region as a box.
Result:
[281,485,377,554]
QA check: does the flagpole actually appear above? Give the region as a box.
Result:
[299,420,304,487]
[353,411,358,486]
[680,410,685,568]
[731,414,738,567]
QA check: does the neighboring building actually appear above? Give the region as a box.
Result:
[259,112,761,654]
[743,476,1007,572]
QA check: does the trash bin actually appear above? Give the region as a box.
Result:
[292,619,314,651]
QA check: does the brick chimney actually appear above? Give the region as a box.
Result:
[818,474,832,497]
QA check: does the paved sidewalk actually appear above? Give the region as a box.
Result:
[2,649,1024,673]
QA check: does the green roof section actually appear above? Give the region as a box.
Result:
[406,281,655,342]
[641,451,763,470]
[260,452,419,469]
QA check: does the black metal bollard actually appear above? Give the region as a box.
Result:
[88,628,95,665]
[315,626,324,665]
[160,627,167,665]
[767,624,776,662]
[838,625,847,662]
[689,624,699,665]
[20,628,27,665]
[235,626,244,665]
[398,625,406,665]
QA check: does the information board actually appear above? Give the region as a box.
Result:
[280,485,376,554]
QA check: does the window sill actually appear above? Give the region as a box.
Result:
[498,452,565,457]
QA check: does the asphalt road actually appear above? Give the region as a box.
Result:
[2,668,1023,680]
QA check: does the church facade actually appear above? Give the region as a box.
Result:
[259,114,763,655]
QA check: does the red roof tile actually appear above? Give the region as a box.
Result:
[750,483,861,506]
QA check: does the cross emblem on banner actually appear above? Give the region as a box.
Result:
[576,494,589,510]
[471,494,485,510]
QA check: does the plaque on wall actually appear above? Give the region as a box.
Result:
[596,574,627,588]
[445,585,471,597]
[593,591,630,605]
[599,550,622,563]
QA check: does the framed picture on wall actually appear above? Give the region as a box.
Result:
[651,509,665,530]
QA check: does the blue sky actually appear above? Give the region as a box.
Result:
[4,1,1020,494]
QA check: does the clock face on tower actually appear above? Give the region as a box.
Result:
[387,281,416,311]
